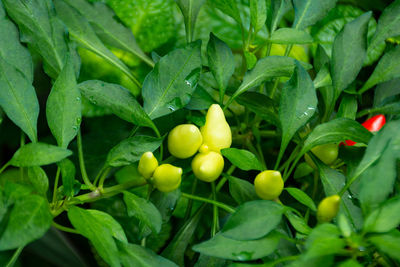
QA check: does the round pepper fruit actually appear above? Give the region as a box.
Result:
[168,124,203,159]
[152,164,183,193]
[317,195,341,223]
[304,143,339,169]
[192,151,224,182]
[344,114,386,146]
[138,152,159,179]
[254,170,284,200]
[200,104,232,153]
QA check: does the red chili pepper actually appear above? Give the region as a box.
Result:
[362,114,386,132]
[343,114,386,146]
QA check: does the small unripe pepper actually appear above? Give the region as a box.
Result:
[192,151,224,182]
[138,152,158,179]
[168,124,203,159]
[200,104,232,153]
[304,143,339,169]
[317,195,341,223]
[254,170,284,200]
[344,114,386,146]
[152,164,182,193]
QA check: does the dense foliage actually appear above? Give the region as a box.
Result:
[0,0,399,266]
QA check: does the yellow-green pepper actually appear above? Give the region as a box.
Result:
[152,164,182,193]
[192,151,224,182]
[168,124,203,159]
[254,170,284,200]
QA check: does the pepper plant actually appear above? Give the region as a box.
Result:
[0,0,399,266]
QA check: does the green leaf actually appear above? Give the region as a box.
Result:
[285,211,312,234]
[300,118,373,155]
[143,41,202,119]
[63,0,153,67]
[368,0,400,60]
[278,62,317,165]
[59,159,76,197]
[0,2,33,82]
[162,205,203,266]
[0,195,52,250]
[233,56,312,100]
[363,196,400,233]
[338,259,363,267]
[228,176,258,205]
[10,143,72,167]
[314,45,330,73]
[210,0,241,24]
[360,45,400,94]
[266,0,292,33]
[106,136,163,167]
[192,231,281,261]
[2,0,68,78]
[118,241,177,267]
[313,64,332,89]
[355,120,400,211]
[221,148,263,171]
[68,206,127,267]
[107,0,175,52]
[374,78,400,107]
[316,162,363,230]
[244,51,257,70]
[186,85,215,111]
[235,92,279,127]
[331,12,371,99]
[337,95,358,120]
[285,187,316,211]
[250,0,267,34]
[207,33,235,103]
[123,191,162,234]
[46,56,81,148]
[368,230,400,261]
[175,0,206,43]
[0,58,39,142]
[3,182,33,204]
[292,0,337,30]
[27,166,49,195]
[303,224,346,260]
[53,0,139,86]
[78,80,156,130]
[221,200,285,240]
[269,28,313,44]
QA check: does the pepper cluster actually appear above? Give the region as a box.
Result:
[137,104,232,192]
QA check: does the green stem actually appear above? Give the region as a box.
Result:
[52,167,61,204]
[269,78,281,99]
[0,161,11,177]
[181,193,236,213]
[211,181,219,237]
[256,142,267,170]
[259,130,278,138]
[128,125,140,138]
[283,154,303,182]
[184,178,198,221]
[52,221,79,234]
[6,246,24,267]
[98,167,111,191]
[93,166,106,186]
[77,129,96,191]
[266,42,272,56]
